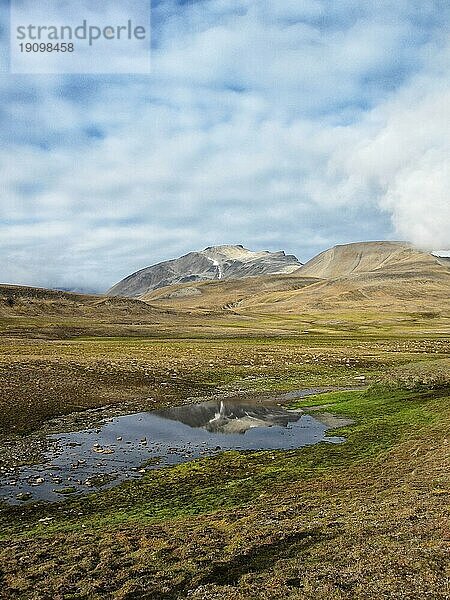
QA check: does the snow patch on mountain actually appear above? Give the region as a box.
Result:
[107,245,302,297]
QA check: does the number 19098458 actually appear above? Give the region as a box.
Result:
[19,42,74,52]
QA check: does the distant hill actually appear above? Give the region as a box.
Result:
[298,241,439,278]
[0,284,163,319]
[107,245,301,297]
[139,241,450,314]
[240,242,450,313]
[4,242,448,320]
[141,274,321,310]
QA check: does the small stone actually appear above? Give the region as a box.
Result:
[16,492,31,501]
[53,486,76,495]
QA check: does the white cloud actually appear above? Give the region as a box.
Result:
[326,72,450,249]
[0,0,449,289]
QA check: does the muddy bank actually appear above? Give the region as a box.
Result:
[0,386,359,469]
[0,389,353,504]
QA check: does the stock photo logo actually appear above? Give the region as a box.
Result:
[10,0,151,73]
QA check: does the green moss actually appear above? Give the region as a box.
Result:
[0,313,448,598]
[1,385,447,541]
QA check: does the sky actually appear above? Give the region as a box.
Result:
[1,0,449,292]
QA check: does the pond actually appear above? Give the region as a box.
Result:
[0,390,346,504]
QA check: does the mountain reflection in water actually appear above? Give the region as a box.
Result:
[0,394,345,504]
[155,400,301,434]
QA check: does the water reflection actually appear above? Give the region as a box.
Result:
[0,396,345,504]
[155,400,301,433]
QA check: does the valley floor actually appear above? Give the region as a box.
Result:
[0,311,448,599]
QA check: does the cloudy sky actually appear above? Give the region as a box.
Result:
[1,0,449,292]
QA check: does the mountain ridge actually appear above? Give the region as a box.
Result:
[107,245,302,297]
[138,241,450,313]
[297,241,428,278]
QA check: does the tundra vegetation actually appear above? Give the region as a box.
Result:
[0,280,448,599]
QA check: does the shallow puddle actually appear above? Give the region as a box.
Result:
[0,391,346,504]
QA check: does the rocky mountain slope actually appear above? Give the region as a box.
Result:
[139,242,450,314]
[107,245,301,297]
[238,242,450,313]
[298,241,438,278]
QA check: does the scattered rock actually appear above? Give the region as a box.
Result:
[16,492,31,501]
[53,486,77,495]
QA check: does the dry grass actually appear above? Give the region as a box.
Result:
[2,332,448,437]
[0,284,448,599]
[375,358,450,391]
[0,387,448,599]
